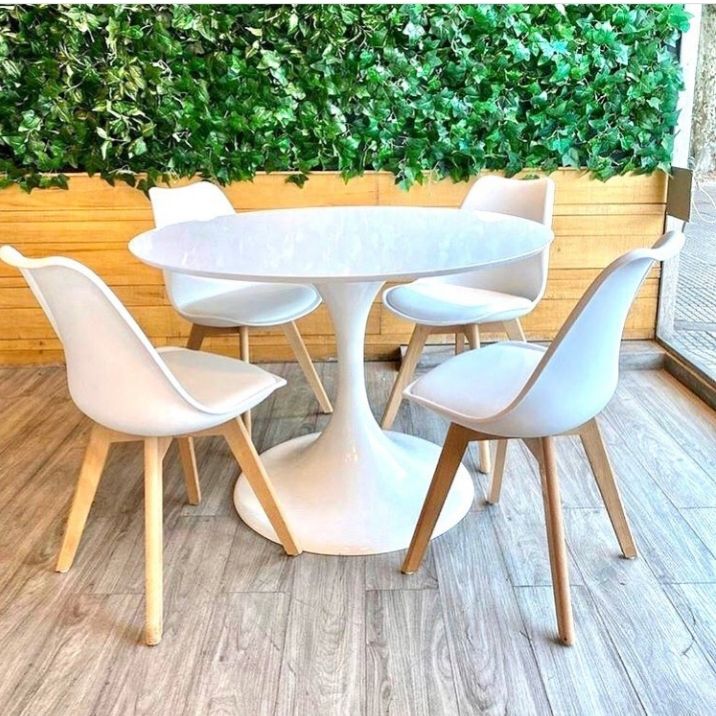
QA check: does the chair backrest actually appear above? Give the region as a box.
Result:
[488,231,685,437]
[434,175,555,302]
[148,182,239,311]
[0,246,220,435]
[461,175,555,225]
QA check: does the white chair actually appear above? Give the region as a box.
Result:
[0,246,301,646]
[381,175,555,473]
[149,182,332,434]
[399,231,685,646]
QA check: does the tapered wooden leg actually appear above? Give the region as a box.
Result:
[579,418,637,559]
[539,437,574,646]
[487,439,508,504]
[223,419,301,556]
[144,437,164,646]
[282,321,333,414]
[186,324,206,350]
[455,332,465,355]
[177,437,201,505]
[465,323,480,350]
[463,325,491,473]
[56,424,112,573]
[239,326,252,437]
[402,423,471,574]
[477,442,492,475]
[503,318,527,342]
[381,325,430,430]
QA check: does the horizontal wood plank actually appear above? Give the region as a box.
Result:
[0,171,666,364]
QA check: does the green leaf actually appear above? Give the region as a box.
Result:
[0,4,686,192]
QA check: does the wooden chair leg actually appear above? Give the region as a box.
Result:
[402,423,471,574]
[465,323,480,350]
[487,439,508,504]
[144,437,164,646]
[381,325,430,430]
[56,424,112,573]
[186,324,206,350]
[538,437,575,646]
[239,326,252,437]
[455,332,465,355]
[478,442,492,475]
[463,325,491,473]
[579,418,637,559]
[282,321,333,414]
[222,419,301,556]
[503,318,527,342]
[177,437,201,505]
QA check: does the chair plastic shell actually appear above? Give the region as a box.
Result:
[148,182,321,327]
[405,231,685,438]
[148,182,243,315]
[0,246,284,437]
[383,175,555,327]
[430,175,555,301]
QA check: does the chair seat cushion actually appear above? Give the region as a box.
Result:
[180,282,321,328]
[158,347,285,415]
[383,282,532,326]
[404,342,546,428]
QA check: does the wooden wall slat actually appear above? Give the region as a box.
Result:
[0,170,667,364]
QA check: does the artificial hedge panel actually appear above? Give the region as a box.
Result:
[0,4,689,192]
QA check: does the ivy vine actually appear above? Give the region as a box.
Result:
[0,4,689,192]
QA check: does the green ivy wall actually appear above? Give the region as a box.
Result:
[0,4,689,192]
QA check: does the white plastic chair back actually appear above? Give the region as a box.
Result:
[429,175,555,303]
[487,231,685,437]
[0,247,225,436]
[148,182,241,313]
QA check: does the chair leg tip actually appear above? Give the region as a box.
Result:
[144,628,162,646]
[55,557,72,573]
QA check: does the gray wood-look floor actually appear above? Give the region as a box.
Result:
[1,360,716,715]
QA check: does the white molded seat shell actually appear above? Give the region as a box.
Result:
[405,231,685,438]
[0,246,285,437]
[384,283,533,326]
[149,182,321,327]
[178,281,320,328]
[383,175,555,327]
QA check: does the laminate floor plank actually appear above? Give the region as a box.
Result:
[12,593,140,716]
[602,389,716,508]
[515,585,646,716]
[366,589,459,716]
[432,510,552,715]
[624,370,716,476]
[679,507,716,559]
[182,593,291,716]
[567,508,716,715]
[92,516,238,715]
[0,397,84,497]
[275,554,366,716]
[665,583,716,677]
[597,411,716,583]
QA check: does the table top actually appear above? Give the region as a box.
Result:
[130,206,553,283]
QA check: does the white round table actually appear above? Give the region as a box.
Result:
[130,206,553,555]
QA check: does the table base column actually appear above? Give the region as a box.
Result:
[234,430,474,555]
[234,279,474,555]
